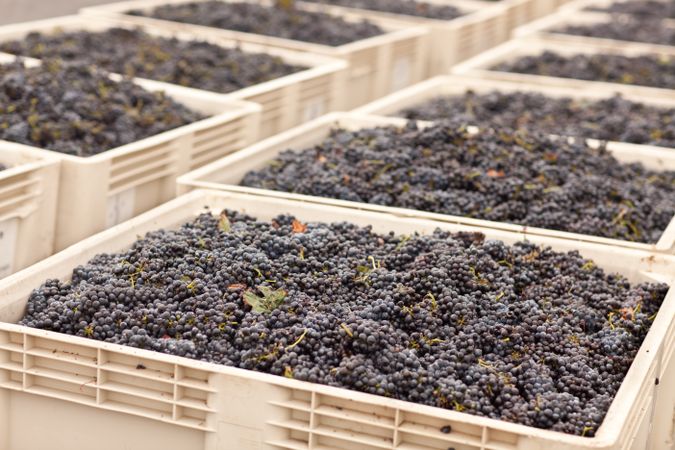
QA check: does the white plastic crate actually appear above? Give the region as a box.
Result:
[0,14,347,139]
[0,142,59,279]
[514,8,675,47]
[0,54,260,251]
[557,0,671,13]
[452,36,675,101]
[355,73,675,116]
[0,189,674,450]
[293,0,510,75]
[81,0,429,109]
[177,111,675,254]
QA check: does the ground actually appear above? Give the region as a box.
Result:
[0,0,113,25]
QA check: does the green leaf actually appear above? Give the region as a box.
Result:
[244,286,287,314]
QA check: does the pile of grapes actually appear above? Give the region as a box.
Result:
[21,210,668,436]
[397,90,675,147]
[494,51,675,90]
[0,28,305,94]
[0,60,203,156]
[129,1,384,46]
[241,122,675,243]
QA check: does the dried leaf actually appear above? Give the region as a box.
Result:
[340,323,353,337]
[276,0,295,9]
[227,283,247,290]
[219,213,231,232]
[522,250,540,262]
[286,328,308,350]
[292,219,307,233]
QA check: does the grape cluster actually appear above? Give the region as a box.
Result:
[0,163,6,171]
[21,210,668,436]
[129,1,384,46]
[494,51,675,90]
[241,122,675,243]
[0,59,203,156]
[0,28,305,94]
[588,0,675,18]
[556,16,675,46]
[301,0,463,20]
[398,90,675,148]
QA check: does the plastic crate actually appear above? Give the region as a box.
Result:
[80,0,429,110]
[177,111,675,254]
[451,36,675,101]
[514,9,675,47]
[557,0,671,13]
[0,189,674,450]
[354,72,675,118]
[0,14,347,139]
[355,74,675,117]
[0,55,260,251]
[291,0,510,75]
[0,142,59,279]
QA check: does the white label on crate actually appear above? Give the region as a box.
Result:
[106,188,136,228]
[0,218,19,278]
[303,98,326,122]
[391,57,412,92]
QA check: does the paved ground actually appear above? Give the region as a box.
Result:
[0,0,120,24]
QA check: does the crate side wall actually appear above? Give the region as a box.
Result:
[0,152,59,278]
[6,392,207,450]
[11,159,59,274]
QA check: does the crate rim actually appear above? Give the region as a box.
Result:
[0,141,60,224]
[0,140,61,180]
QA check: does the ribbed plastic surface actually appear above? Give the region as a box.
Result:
[177,111,675,254]
[291,0,510,76]
[0,143,59,279]
[80,0,430,109]
[0,190,673,450]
